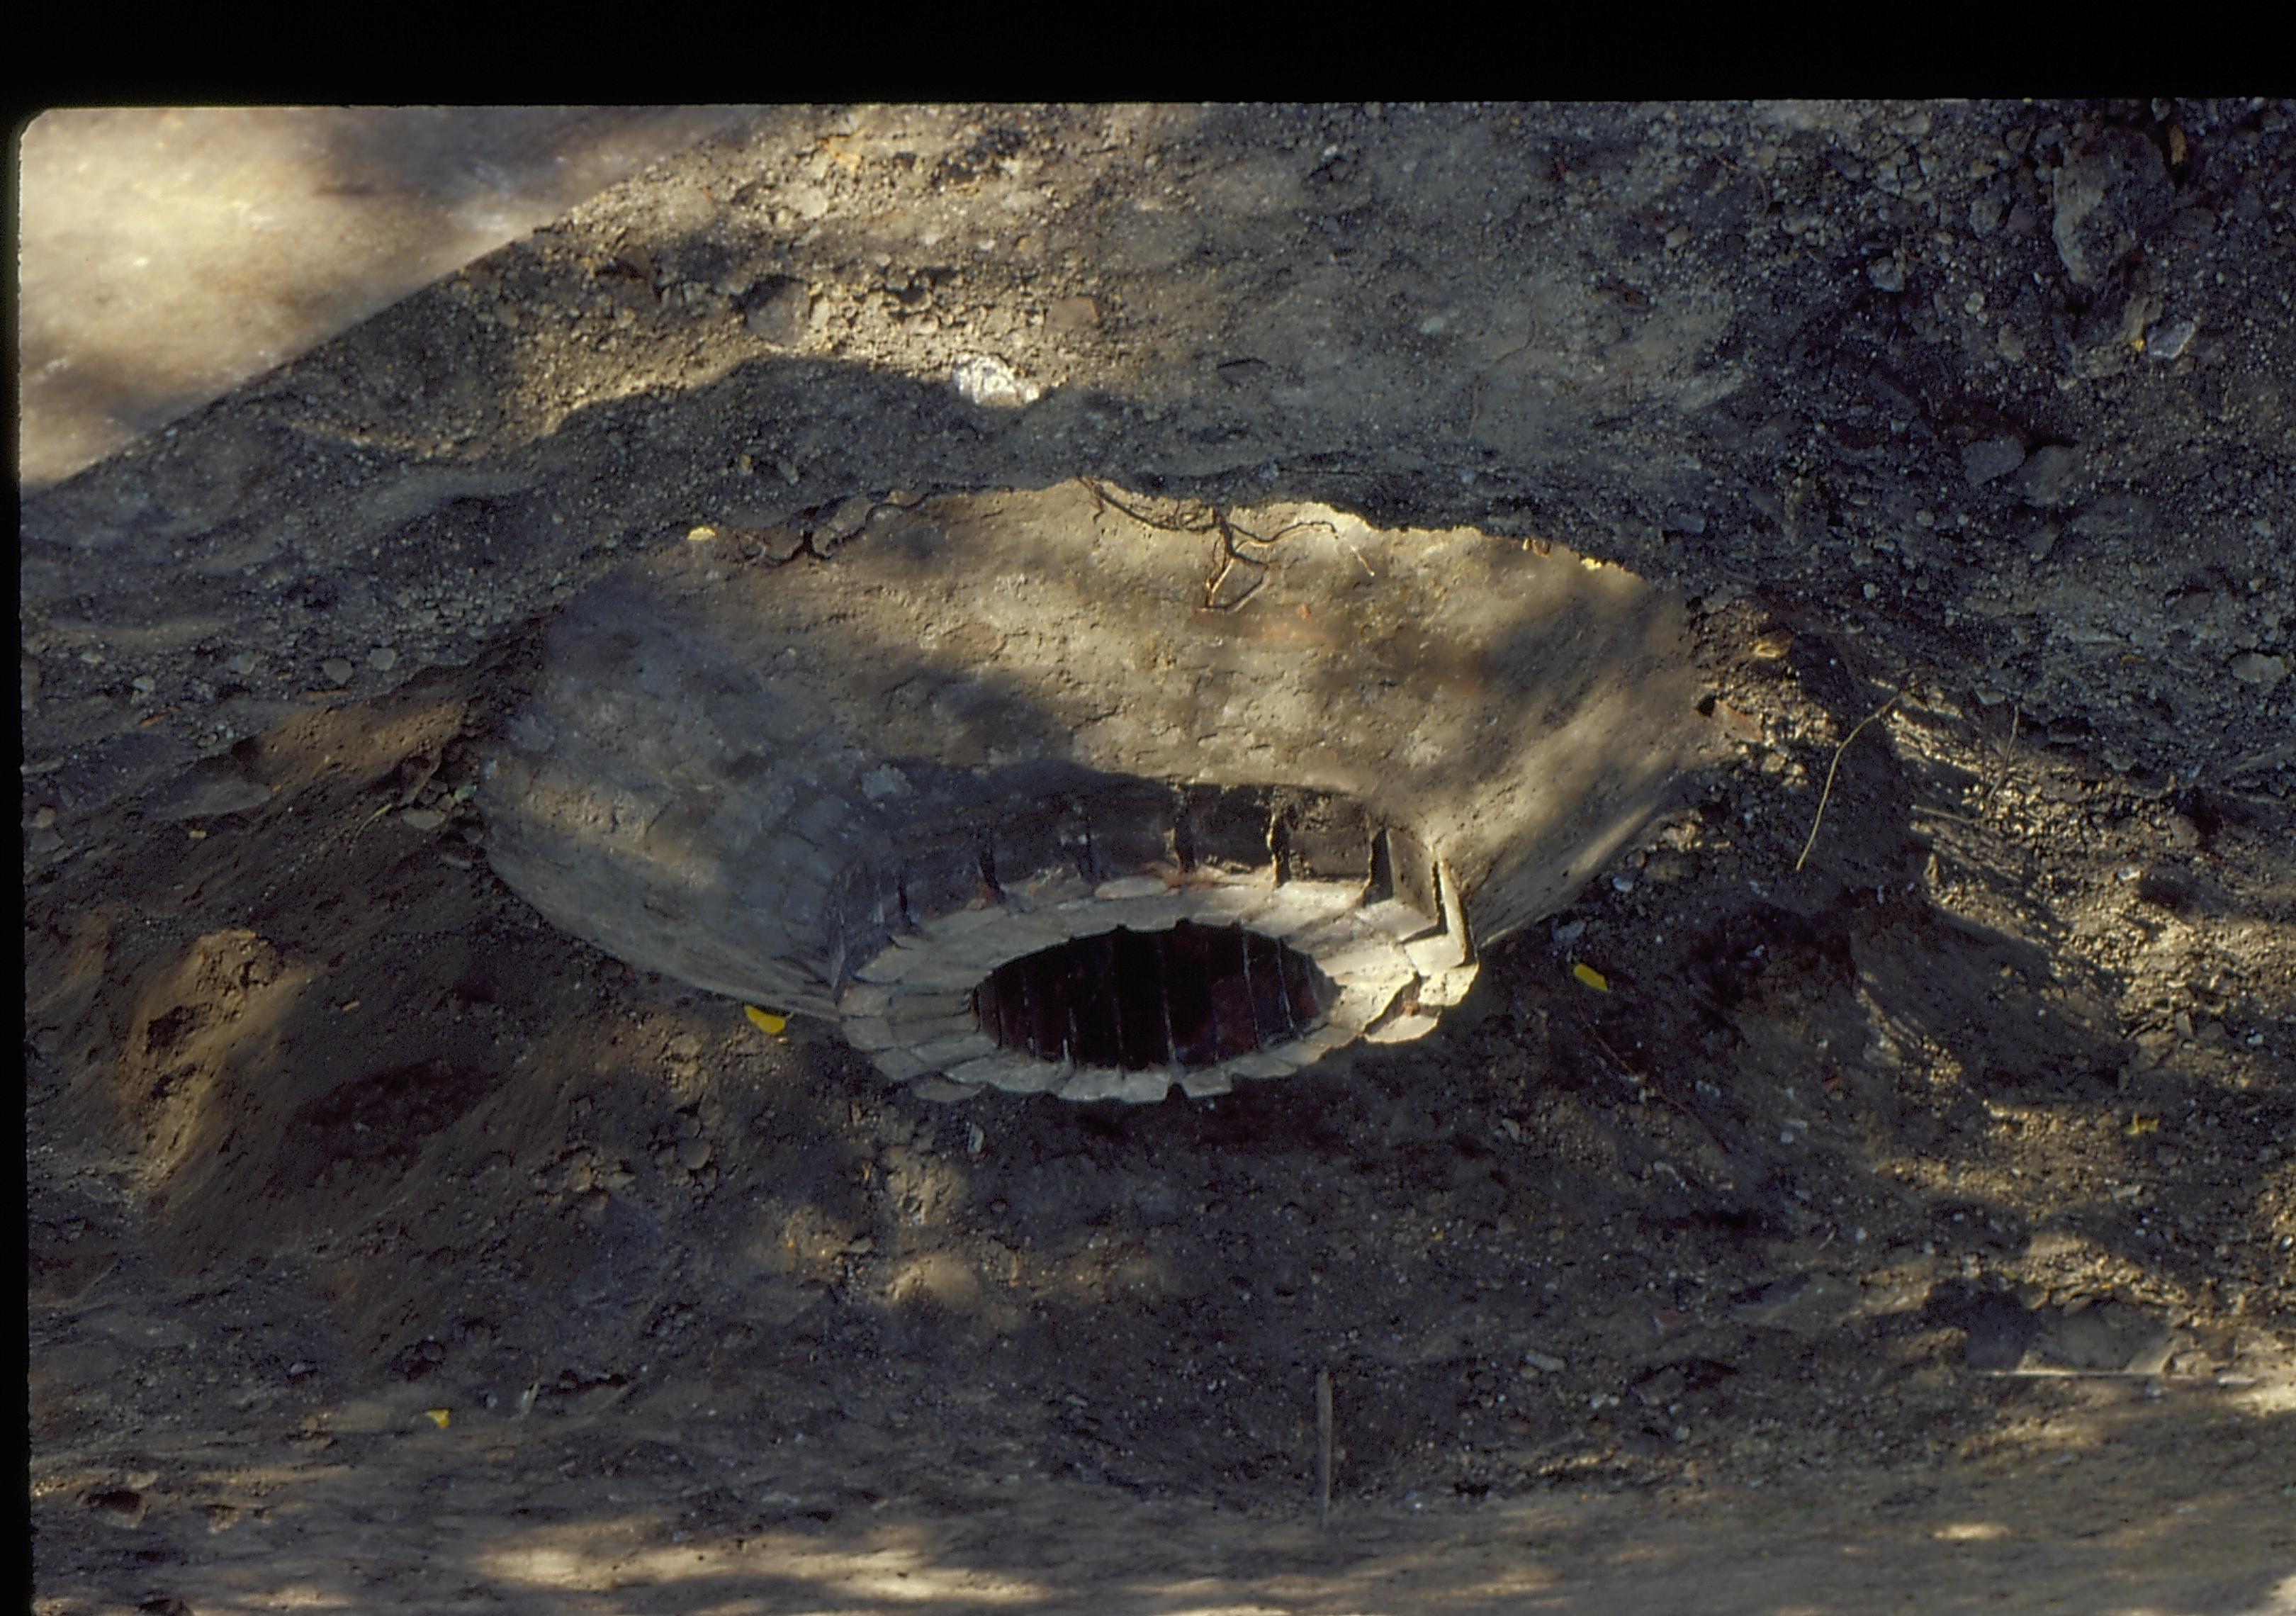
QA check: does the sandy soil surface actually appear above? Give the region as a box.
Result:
[18,106,759,490]
[23,101,2296,1614]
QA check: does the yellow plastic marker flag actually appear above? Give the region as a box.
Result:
[424,1408,451,1430]
[1572,963,1609,992]
[745,1006,788,1035]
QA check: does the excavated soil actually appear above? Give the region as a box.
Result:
[23,101,2296,1614]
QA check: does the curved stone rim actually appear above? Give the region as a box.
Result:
[836,853,1476,1104]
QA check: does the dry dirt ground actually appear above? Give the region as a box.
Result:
[23,101,2296,1613]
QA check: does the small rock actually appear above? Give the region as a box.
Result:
[950,354,1041,410]
[1711,701,1765,744]
[811,494,875,550]
[321,658,354,688]
[2069,493,2158,542]
[677,1136,714,1173]
[132,675,157,695]
[2229,652,2287,690]
[738,277,812,346]
[1867,255,1906,293]
[2052,128,2171,289]
[1635,1365,1688,1405]
[2032,1300,2176,1374]
[858,765,911,802]
[368,646,399,671]
[1043,294,1101,333]
[2146,317,2197,362]
[227,651,259,676]
[1961,435,2027,487]
[30,806,57,829]
[399,808,446,831]
[2010,444,2081,507]
[1520,1349,1567,1374]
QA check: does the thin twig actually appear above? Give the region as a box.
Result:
[1974,1367,2181,1381]
[1573,1002,1645,1090]
[349,799,395,843]
[1573,1003,1724,1157]
[1080,476,1212,537]
[1080,477,1334,610]
[1315,1369,1334,1530]
[1794,690,1901,872]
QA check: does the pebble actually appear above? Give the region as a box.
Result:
[2228,652,2287,690]
[2010,444,2081,507]
[321,658,354,688]
[368,646,399,671]
[227,651,259,676]
[1961,436,2027,487]
[400,808,446,831]
[1867,256,1906,293]
[2069,493,2158,542]
[1043,294,1100,333]
[740,276,812,347]
[951,354,1042,410]
[2052,128,2169,289]
[1520,1349,1567,1374]
[2146,318,2197,362]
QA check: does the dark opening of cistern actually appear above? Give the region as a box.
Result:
[972,921,1334,1071]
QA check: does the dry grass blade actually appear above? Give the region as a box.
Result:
[1794,690,1901,872]
[1316,1369,1334,1530]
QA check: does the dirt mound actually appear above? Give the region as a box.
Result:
[27,99,2293,1613]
